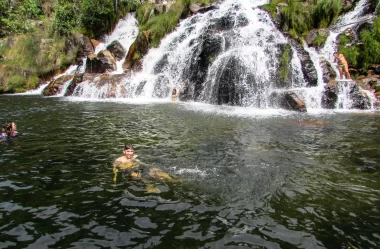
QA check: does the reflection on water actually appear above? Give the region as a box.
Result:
[0,95,379,248]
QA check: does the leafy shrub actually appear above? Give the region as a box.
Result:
[359,16,380,68]
[0,0,43,37]
[280,0,314,35]
[136,2,154,25]
[6,75,26,93]
[278,44,291,81]
[311,32,328,47]
[26,75,41,90]
[314,0,341,28]
[50,3,78,37]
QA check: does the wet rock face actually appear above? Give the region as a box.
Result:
[289,40,318,87]
[270,91,307,112]
[85,50,117,73]
[321,82,338,109]
[43,74,74,96]
[123,30,150,72]
[106,40,126,61]
[72,73,129,98]
[321,81,372,109]
[320,57,337,83]
[64,73,84,96]
[65,34,94,62]
[216,56,245,105]
[181,33,224,101]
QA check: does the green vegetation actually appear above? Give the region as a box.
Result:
[359,16,380,68]
[263,0,341,37]
[336,16,380,70]
[278,44,291,81]
[138,0,216,47]
[0,0,44,37]
[311,32,328,47]
[0,29,75,93]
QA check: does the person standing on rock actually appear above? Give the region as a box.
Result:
[333,52,351,80]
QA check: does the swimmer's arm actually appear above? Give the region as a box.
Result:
[113,160,122,173]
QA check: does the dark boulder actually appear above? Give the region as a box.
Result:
[181,33,224,101]
[64,73,84,96]
[43,74,74,96]
[270,91,307,112]
[85,50,117,73]
[106,40,126,61]
[320,57,337,83]
[321,81,372,109]
[65,34,94,63]
[289,39,318,86]
[321,82,338,109]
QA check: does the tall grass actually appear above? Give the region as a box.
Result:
[314,0,341,28]
[1,25,75,93]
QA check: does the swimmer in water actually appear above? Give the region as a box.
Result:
[0,126,7,139]
[113,144,181,190]
[6,121,17,137]
[169,82,184,102]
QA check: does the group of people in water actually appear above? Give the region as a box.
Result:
[0,121,17,139]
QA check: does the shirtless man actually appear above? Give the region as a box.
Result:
[113,144,181,184]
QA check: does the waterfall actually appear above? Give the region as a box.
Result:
[62,0,376,111]
[94,12,139,73]
[317,0,376,109]
[112,0,307,108]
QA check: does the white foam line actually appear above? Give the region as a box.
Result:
[64,96,172,105]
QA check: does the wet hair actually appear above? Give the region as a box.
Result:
[124,144,134,150]
[4,121,15,136]
[172,88,177,95]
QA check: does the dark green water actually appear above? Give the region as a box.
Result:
[0,95,379,249]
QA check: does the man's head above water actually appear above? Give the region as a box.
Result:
[123,144,134,159]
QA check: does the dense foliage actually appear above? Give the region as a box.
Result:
[334,16,380,70]
[0,0,44,37]
[263,0,341,37]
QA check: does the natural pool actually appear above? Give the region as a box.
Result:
[0,95,379,249]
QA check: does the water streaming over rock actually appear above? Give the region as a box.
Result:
[45,0,377,111]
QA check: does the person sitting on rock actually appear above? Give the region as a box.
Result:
[333,52,351,80]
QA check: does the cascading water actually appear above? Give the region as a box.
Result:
[63,0,377,110]
[317,0,376,109]
[102,0,309,108]
[94,12,139,73]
